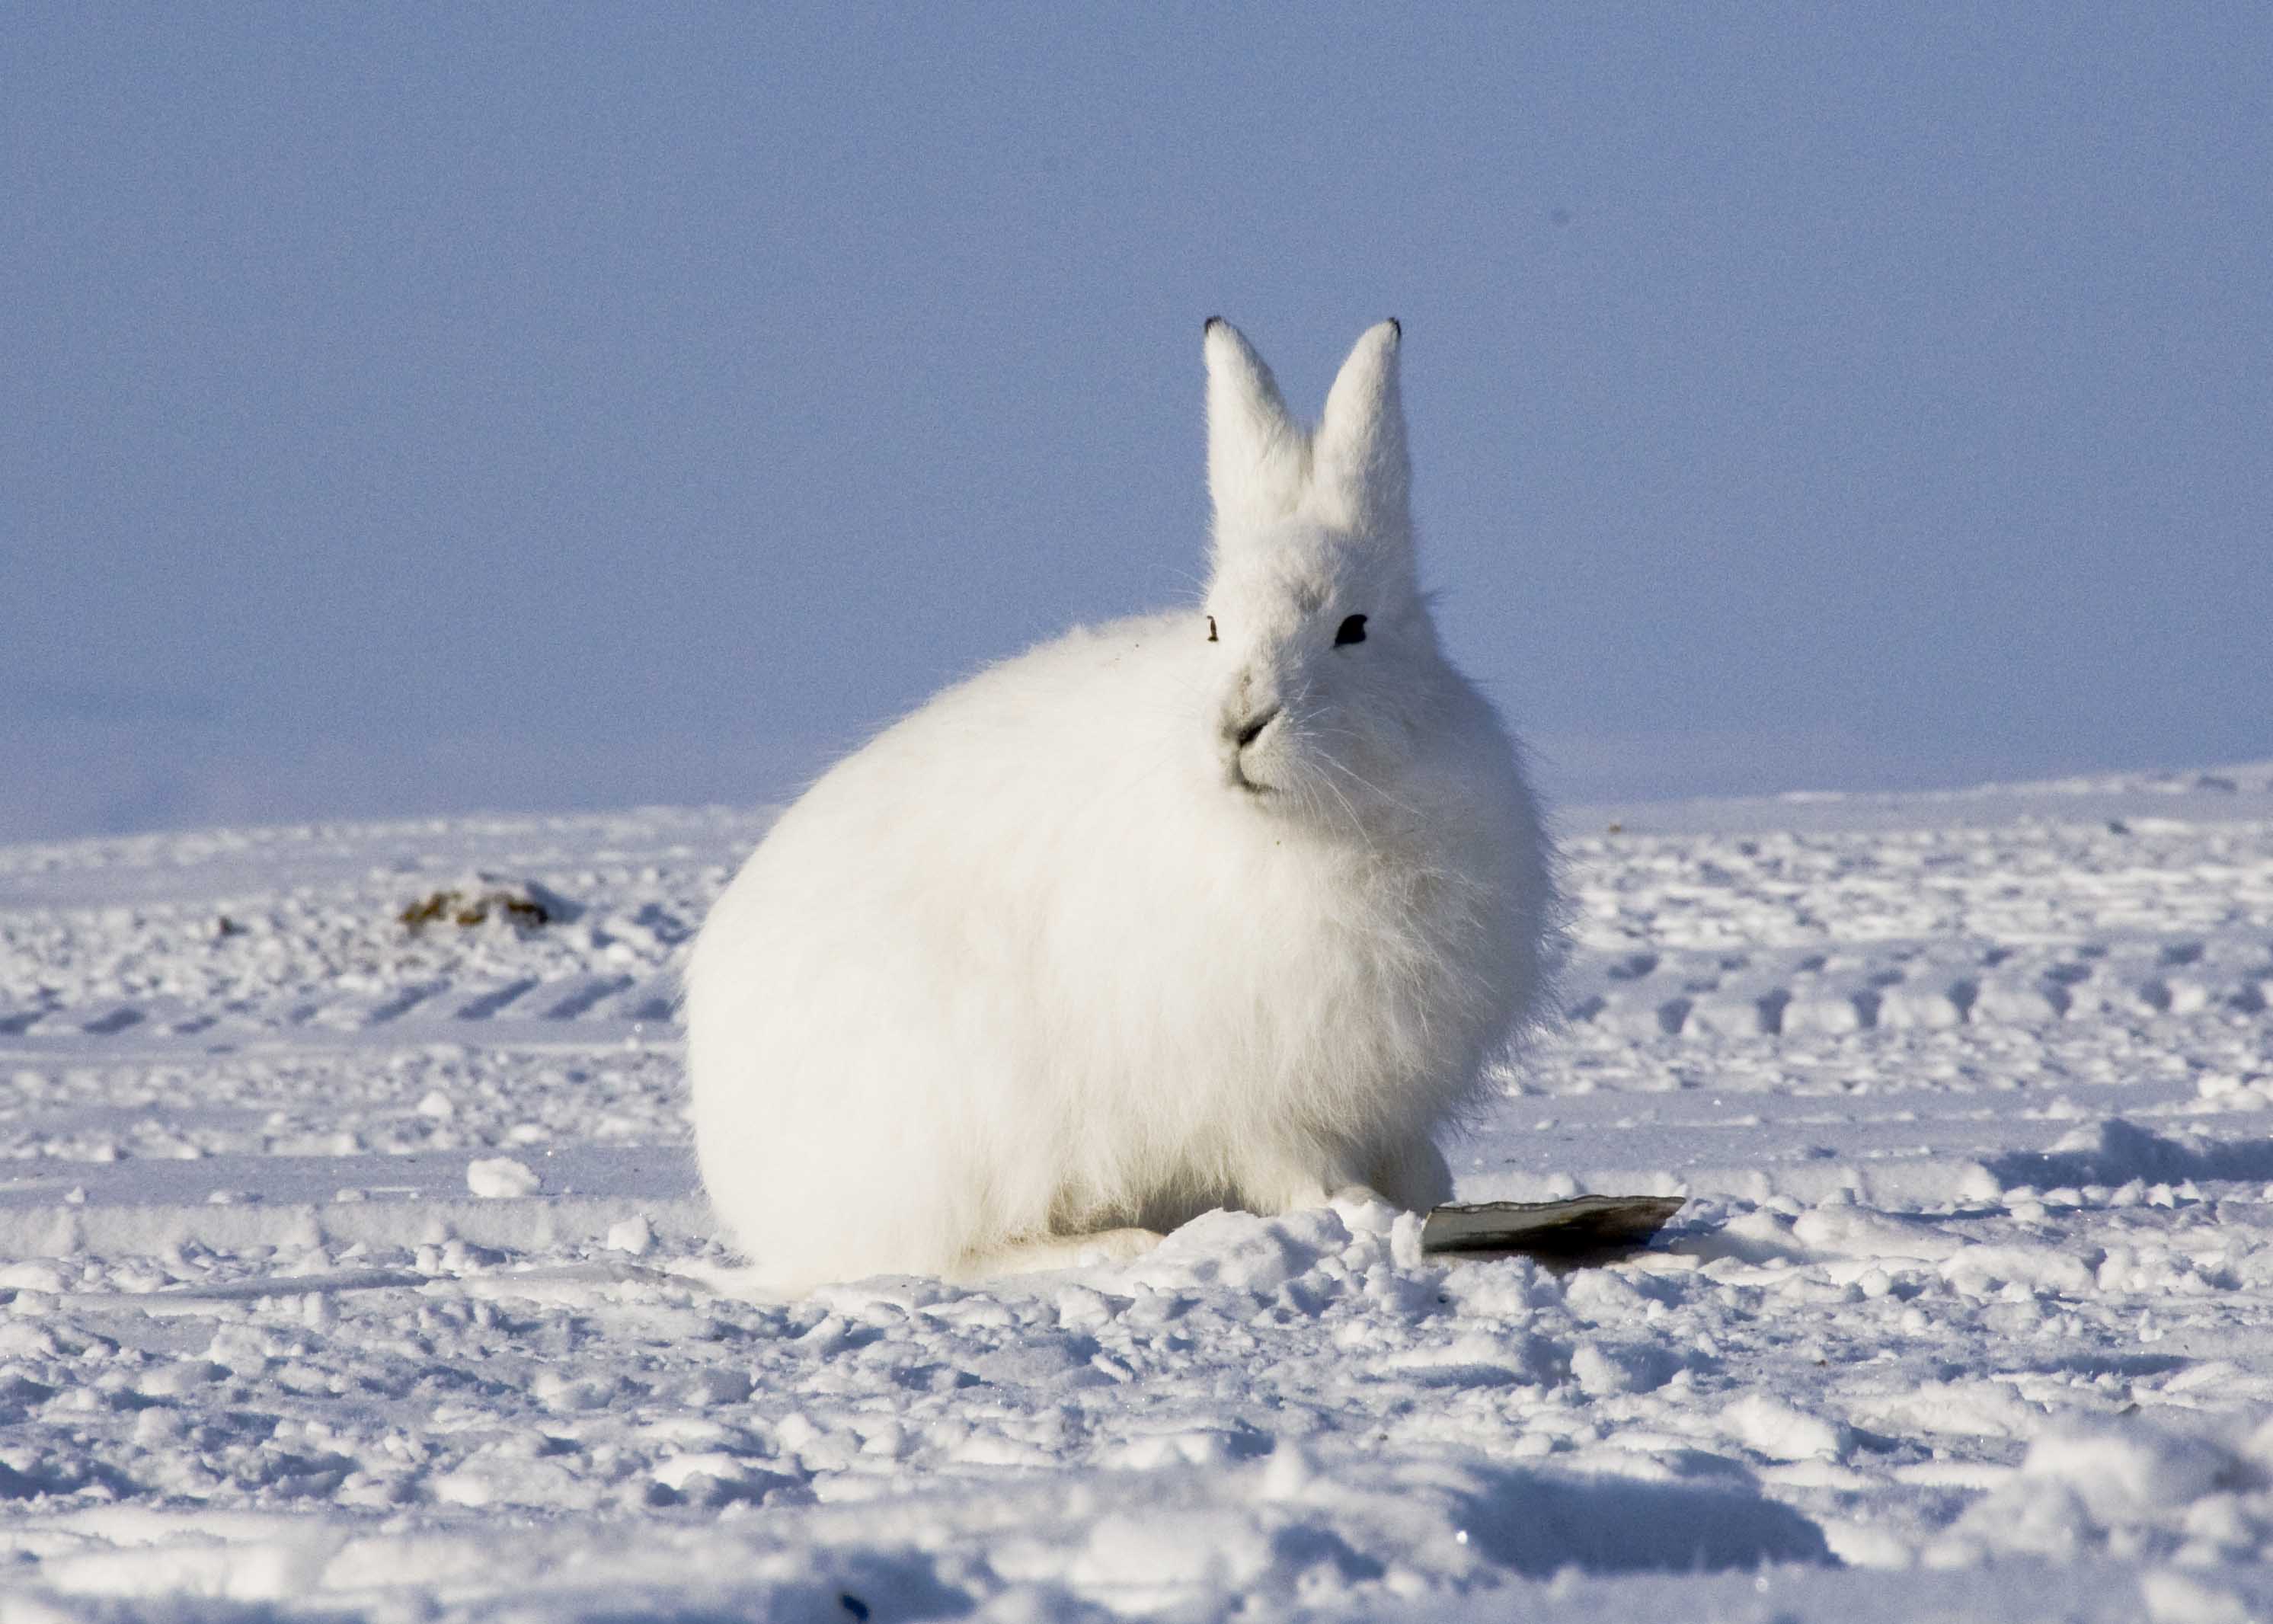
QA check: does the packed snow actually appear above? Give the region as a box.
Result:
[2,765,2272,1620]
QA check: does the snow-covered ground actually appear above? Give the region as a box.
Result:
[3,765,2273,1621]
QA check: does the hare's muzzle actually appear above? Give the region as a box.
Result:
[1229,706,1280,752]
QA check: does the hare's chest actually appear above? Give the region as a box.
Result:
[1201,849,1484,1044]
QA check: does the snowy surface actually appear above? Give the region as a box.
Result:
[3,766,2273,1620]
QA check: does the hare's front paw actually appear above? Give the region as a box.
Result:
[1256,1165,1393,1216]
[1073,1226,1165,1266]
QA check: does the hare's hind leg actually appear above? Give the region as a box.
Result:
[957,1226,1163,1282]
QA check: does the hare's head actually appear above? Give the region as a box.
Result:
[1198,319,1450,820]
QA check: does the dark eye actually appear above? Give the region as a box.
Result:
[1333,613,1368,647]
[1206,615,1219,643]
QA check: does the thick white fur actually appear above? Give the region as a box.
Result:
[686,319,1556,1291]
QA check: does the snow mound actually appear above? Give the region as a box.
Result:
[1936,1415,2273,1568]
[1987,1119,2273,1192]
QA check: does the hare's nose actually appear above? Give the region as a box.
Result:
[1229,706,1281,750]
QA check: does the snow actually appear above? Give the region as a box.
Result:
[2,766,2271,1619]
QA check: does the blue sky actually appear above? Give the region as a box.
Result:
[5,5,2268,841]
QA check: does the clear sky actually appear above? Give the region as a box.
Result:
[6,5,2268,842]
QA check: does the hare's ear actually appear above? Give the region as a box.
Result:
[1204,318,1309,539]
[1313,319,1410,540]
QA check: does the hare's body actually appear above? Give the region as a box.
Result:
[687,320,1556,1290]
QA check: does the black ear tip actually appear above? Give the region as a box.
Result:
[1204,315,1226,335]
[1386,317,1402,340]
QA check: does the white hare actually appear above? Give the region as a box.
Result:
[685,318,1556,1290]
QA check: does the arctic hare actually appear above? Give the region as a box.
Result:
[686,318,1555,1290]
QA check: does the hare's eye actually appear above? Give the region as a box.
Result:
[1206,615,1220,644]
[1333,613,1368,647]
